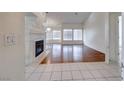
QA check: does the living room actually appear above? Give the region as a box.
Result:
[0,12,123,81]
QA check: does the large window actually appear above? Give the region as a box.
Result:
[53,30,61,40]
[63,29,73,40]
[63,29,82,41]
[73,29,82,40]
[46,29,61,41]
[46,28,83,44]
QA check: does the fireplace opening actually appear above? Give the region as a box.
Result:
[35,40,44,57]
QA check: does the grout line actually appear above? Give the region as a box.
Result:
[79,70,84,80]
[39,72,43,81]
[26,66,39,80]
[70,71,73,80]
[60,71,62,81]
[49,71,53,81]
[26,62,121,81]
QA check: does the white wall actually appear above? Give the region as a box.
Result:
[0,13,25,80]
[109,13,121,63]
[83,13,108,53]
[62,23,83,29]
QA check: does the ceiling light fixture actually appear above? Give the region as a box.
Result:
[46,27,51,31]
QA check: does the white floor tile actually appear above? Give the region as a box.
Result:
[28,73,41,81]
[108,69,121,77]
[51,72,61,81]
[44,65,53,72]
[109,64,120,69]
[40,72,52,81]
[53,65,62,72]
[34,65,46,72]
[30,63,39,68]
[26,62,121,81]
[95,78,107,81]
[78,64,88,70]
[90,70,104,79]
[106,77,122,81]
[25,72,32,79]
[62,71,72,80]
[87,64,104,70]
[70,64,80,70]
[99,69,115,78]
[103,65,114,71]
[80,71,94,79]
[62,65,71,71]
[72,71,82,80]
[25,66,36,73]
[84,78,96,81]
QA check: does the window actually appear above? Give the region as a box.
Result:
[63,29,73,40]
[73,29,82,40]
[46,30,61,41]
[46,31,52,40]
[53,30,61,40]
[46,28,83,44]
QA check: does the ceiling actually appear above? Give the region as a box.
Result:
[45,12,91,27]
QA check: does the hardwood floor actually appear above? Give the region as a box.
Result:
[41,44,105,64]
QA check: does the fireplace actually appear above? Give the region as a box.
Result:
[35,40,44,57]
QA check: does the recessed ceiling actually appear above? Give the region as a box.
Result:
[45,12,91,26]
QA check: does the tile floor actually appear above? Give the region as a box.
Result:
[25,62,122,81]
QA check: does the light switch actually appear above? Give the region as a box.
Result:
[5,33,12,46]
[12,33,16,45]
[4,33,16,46]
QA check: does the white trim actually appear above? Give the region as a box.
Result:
[105,13,110,64]
[121,13,124,80]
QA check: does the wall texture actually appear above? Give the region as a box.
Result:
[83,13,107,53]
[0,13,25,80]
